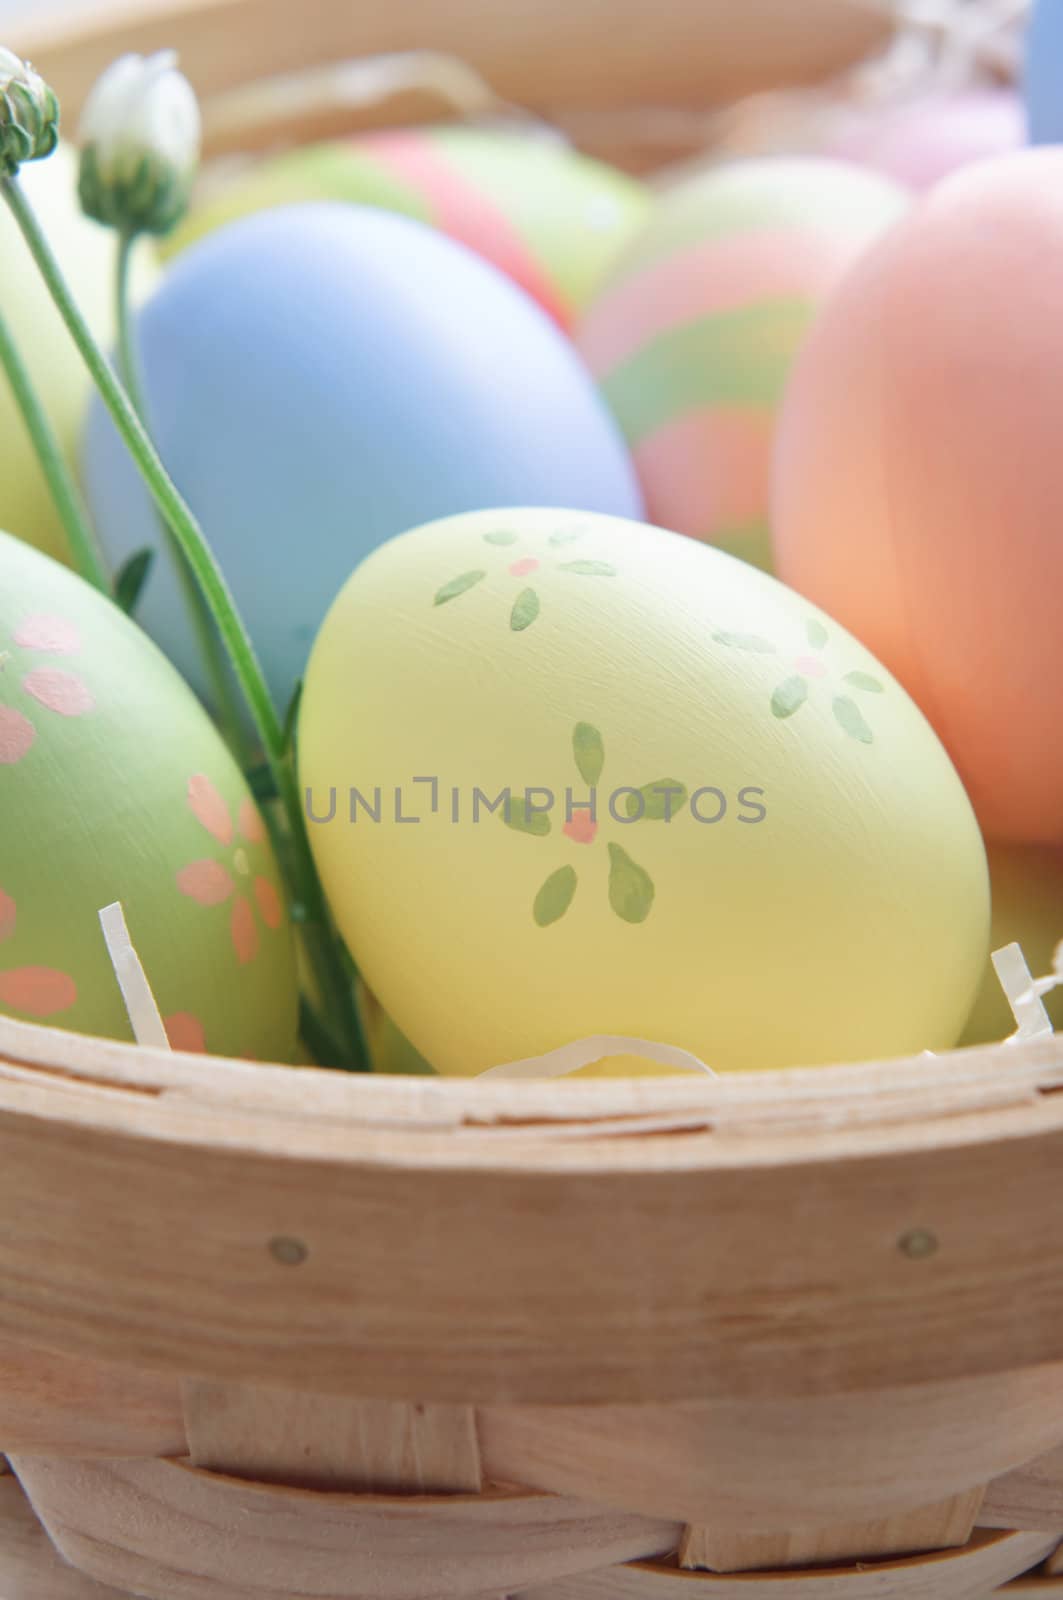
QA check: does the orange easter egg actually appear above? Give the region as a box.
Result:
[774,149,1063,844]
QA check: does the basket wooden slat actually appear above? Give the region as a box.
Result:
[11,0,893,126]
[516,1537,1063,1600]
[2,1016,1063,1409]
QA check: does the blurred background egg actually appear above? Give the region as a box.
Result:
[0,531,298,1060]
[823,89,1023,190]
[576,158,906,571]
[773,149,1063,846]
[0,145,154,566]
[167,126,649,330]
[1025,0,1063,144]
[82,203,641,714]
[299,507,988,1077]
[961,841,1063,1046]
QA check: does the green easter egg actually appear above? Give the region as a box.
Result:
[0,145,156,565]
[0,531,298,1060]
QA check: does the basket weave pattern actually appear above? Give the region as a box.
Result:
[3,1020,1063,1597]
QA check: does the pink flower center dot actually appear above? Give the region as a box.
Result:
[793,654,829,679]
[509,557,540,577]
[563,814,599,846]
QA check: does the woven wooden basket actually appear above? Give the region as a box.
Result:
[4,2,1063,1598]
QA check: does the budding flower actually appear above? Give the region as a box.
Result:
[78,50,200,235]
[0,47,60,175]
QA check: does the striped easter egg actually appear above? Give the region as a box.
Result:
[168,126,648,329]
[576,158,907,571]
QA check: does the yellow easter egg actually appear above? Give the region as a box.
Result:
[0,146,155,564]
[961,841,1063,1046]
[299,509,989,1076]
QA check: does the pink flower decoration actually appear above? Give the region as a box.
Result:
[0,614,93,766]
[509,556,540,577]
[176,775,285,965]
[254,876,283,930]
[238,797,266,844]
[176,859,234,907]
[165,1012,207,1053]
[0,888,15,943]
[563,813,599,846]
[21,669,94,717]
[0,966,77,1018]
[0,707,34,765]
[14,614,81,654]
[189,773,233,845]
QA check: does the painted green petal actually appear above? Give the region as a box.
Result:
[844,670,884,693]
[434,570,486,605]
[504,797,552,836]
[510,588,541,631]
[833,695,873,744]
[483,530,519,546]
[626,780,688,820]
[534,865,578,927]
[607,843,655,924]
[771,676,808,719]
[806,618,829,649]
[573,721,605,786]
[713,630,776,653]
[548,528,586,546]
[557,560,617,576]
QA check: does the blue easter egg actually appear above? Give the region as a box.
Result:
[81,203,642,712]
[1025,0,1063,144]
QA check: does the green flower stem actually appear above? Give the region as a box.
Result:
[2,172,366,1070]
[115,228,249,764]
[0,301,109,590]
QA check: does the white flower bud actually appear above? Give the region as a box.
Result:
[78,51,200,235]
[0,46,60,174]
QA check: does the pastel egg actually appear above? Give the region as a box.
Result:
[167,126,649,329]
[576,158,907,572]
[0,530,298,1060]
[298,507,988,1077]
[1025,0,1063,144]
[357,981,435,1076]
[774,150,1063,845]
[961,841,1063,1046]
[825,90,1023,190]
[0,145,155,564]
[82,204,641,714]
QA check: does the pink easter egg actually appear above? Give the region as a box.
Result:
[773,148,1063,844]
[826,90,1023,192]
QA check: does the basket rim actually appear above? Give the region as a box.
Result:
[2,1011,1062,1165]
[2,1017,1063,1171]
[4,1013,1063,1408]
